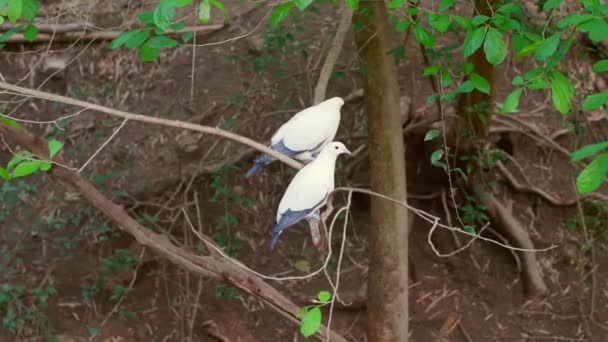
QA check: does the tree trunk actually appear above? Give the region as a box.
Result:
[354,2,410,341]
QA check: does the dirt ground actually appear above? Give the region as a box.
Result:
[1,0,608,341]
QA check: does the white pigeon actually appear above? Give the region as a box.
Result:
[269,141,351,251]
[245,97,344,178]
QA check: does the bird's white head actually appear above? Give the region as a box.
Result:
[323,141,351,156]
[323,97,345,108]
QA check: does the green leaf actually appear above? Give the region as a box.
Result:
[557,13,595,29]
[21,0,38,21]
[140,43,160,61]
[535,32,560,61]
[109,31,136,49]
[549,71,574,114]
[592,60,608,72]
[542,0,563,10]
[440,71,452,87]
[428,13,451,33]
[528,78,548,90]
[462,62,474,74]
[181,31,194,42]
[199,0,210,24]
[0,116,22,129]
[583,92,608,111]
[571,141,608,162]
[47,139,63,158]
[125,29,151,48]
[431,149,444,165]
[423,65,441,76]
[300,307,322,337]
[512,76,524,86]
[317,291,331,303]
[7,0,22,23]
[462,26,487,58]
[39,161,51,172]
[293,0,313,10]
[345,0,358,10]
[269,2,293,27]
[578,19,608,42]
[414,24,435,47]
[176,0,193,6]
[471,15,489,26]
[576,153,608,194]
[147,35,179,48]
[502,88,522,113]
[456,80,475,93]
[439,0,455,11]
[169,22,185,31]
[138,11,155,25]
[22,23,38,41]
[424,129,440,141]
[483,28,507,65]
[12,160,43,178]
[0,167,9,181]
[154,0,176,30]
[388,0,404,10]
[210,0,230,22]
[470,73,490,94]
[395,20,411,32]
[7,151,32,171]
[497,3,521,14]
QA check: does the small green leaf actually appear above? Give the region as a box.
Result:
[440,71,452,87]
[269,2,293,27]
[535,33,560,61]
[21,0,38,21]
[576,153,608,194]
[583,92,608,111]
[140,43,160,61]
[456,80,475,93]
[176,0,193,6]
[414,24,435,47]
[542,0,563,11]
[125,29,151,48]
[22,24,38,41]
[557,13,595,29]
[424,129,440,141]
[47,139,63,158]
[528,78,548,90]
[138,11,155,25]
[502,88,522,113]
[394,20,411,32]
[109,31,136,49]
[462,26,487,58]
[39,161,51,172]
[154,0,176,30]
[431,149,444,165]
[345,0,358,9]
[181,31,194,42]
[497,3,521,14]
[388,0,404,10]
[0,167,10,181]
[549,71,574,114]
[7,151,32,171]
[571,141,608,162]
[0,116,22,129]
[317,291,331,303]
[462,62,474,74]
[423,65,441,76]
[593,60,608,73]
[578,19,608,43]
[471,15,489,26]
[169,22,186,31]
[470,73,490,94]
[7,0,22,23]
[293,0,312,10]
[439,0,455,11]
[147,35,179,48]
[427,13,451,33]
[199,0,211,24]
[12,160,43,178]
[512,76,524,86]
[300,307,322,337]
[483,28,507,65]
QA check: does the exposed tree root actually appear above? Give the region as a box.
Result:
[478,191,548,296]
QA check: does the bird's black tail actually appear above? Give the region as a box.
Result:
[245,153,275,178]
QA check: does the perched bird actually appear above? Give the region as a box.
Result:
[269,141,351,251]
[245,97,344,178]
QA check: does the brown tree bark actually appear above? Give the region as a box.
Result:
[354,2,410,340]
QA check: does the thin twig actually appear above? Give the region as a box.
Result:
[78,118,128,173]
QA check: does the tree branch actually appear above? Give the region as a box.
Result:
[312,4,353,104]
[0,123,348,342]
[0,81,303,170]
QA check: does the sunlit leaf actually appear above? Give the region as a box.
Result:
[317,291,331,303]
[48,139,63,158]
[582,92,608,111]
[549,71,574,114]
[269,2,293,27]
[414,24,435,47]
[462,26,487,58]
[592,59,608,72]
[571,141,608,162]
[501,88,522,113]
[147,35,179,48]
[0,167,10,181]
[7,0,23,23]
[535,32,560,61]
[300,307,322,337]
[576,153,608,194]
[483,28,507,65]
[470,73,490,94]
[12,160,44,178]
[0,116,22,130]
[199,0,211,24]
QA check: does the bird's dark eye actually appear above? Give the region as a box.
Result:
[334,146,339,150]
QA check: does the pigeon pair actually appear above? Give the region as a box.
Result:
[245,97,351,251]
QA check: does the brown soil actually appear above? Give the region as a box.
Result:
[1,1,608,341]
